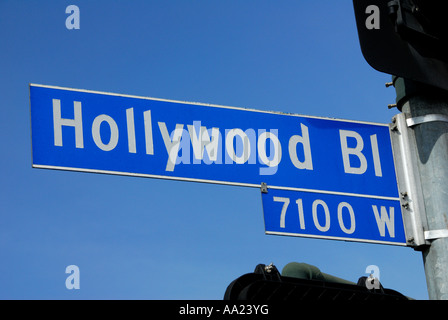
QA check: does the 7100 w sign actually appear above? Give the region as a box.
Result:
[262,188,405,246]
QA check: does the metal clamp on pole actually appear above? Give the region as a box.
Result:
[406,114,448,127]
[261,182,268,194]
[424,229,448,241]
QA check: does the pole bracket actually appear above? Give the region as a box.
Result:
[389,113,429,247]
[406,114,448,127]
[424,229,448,241]
[261,182,268,194]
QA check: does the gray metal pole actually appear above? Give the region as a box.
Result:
[393,77,448,300]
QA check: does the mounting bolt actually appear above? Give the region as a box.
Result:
[390,123,398,131]
[265,263,274,273]
[261,182,268,193]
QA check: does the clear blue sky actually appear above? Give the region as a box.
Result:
[0,1,429,299]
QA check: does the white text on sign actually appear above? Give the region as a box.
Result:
[52,99,384,177]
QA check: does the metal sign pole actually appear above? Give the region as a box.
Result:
[393,77,448,300]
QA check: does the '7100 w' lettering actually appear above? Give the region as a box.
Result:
[263,189,405,244]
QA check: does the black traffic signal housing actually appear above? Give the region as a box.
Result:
[224,263,410,301]
[353,0,448,91]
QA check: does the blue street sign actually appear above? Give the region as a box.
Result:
[30,84,400,203]
[262,188,406,245]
